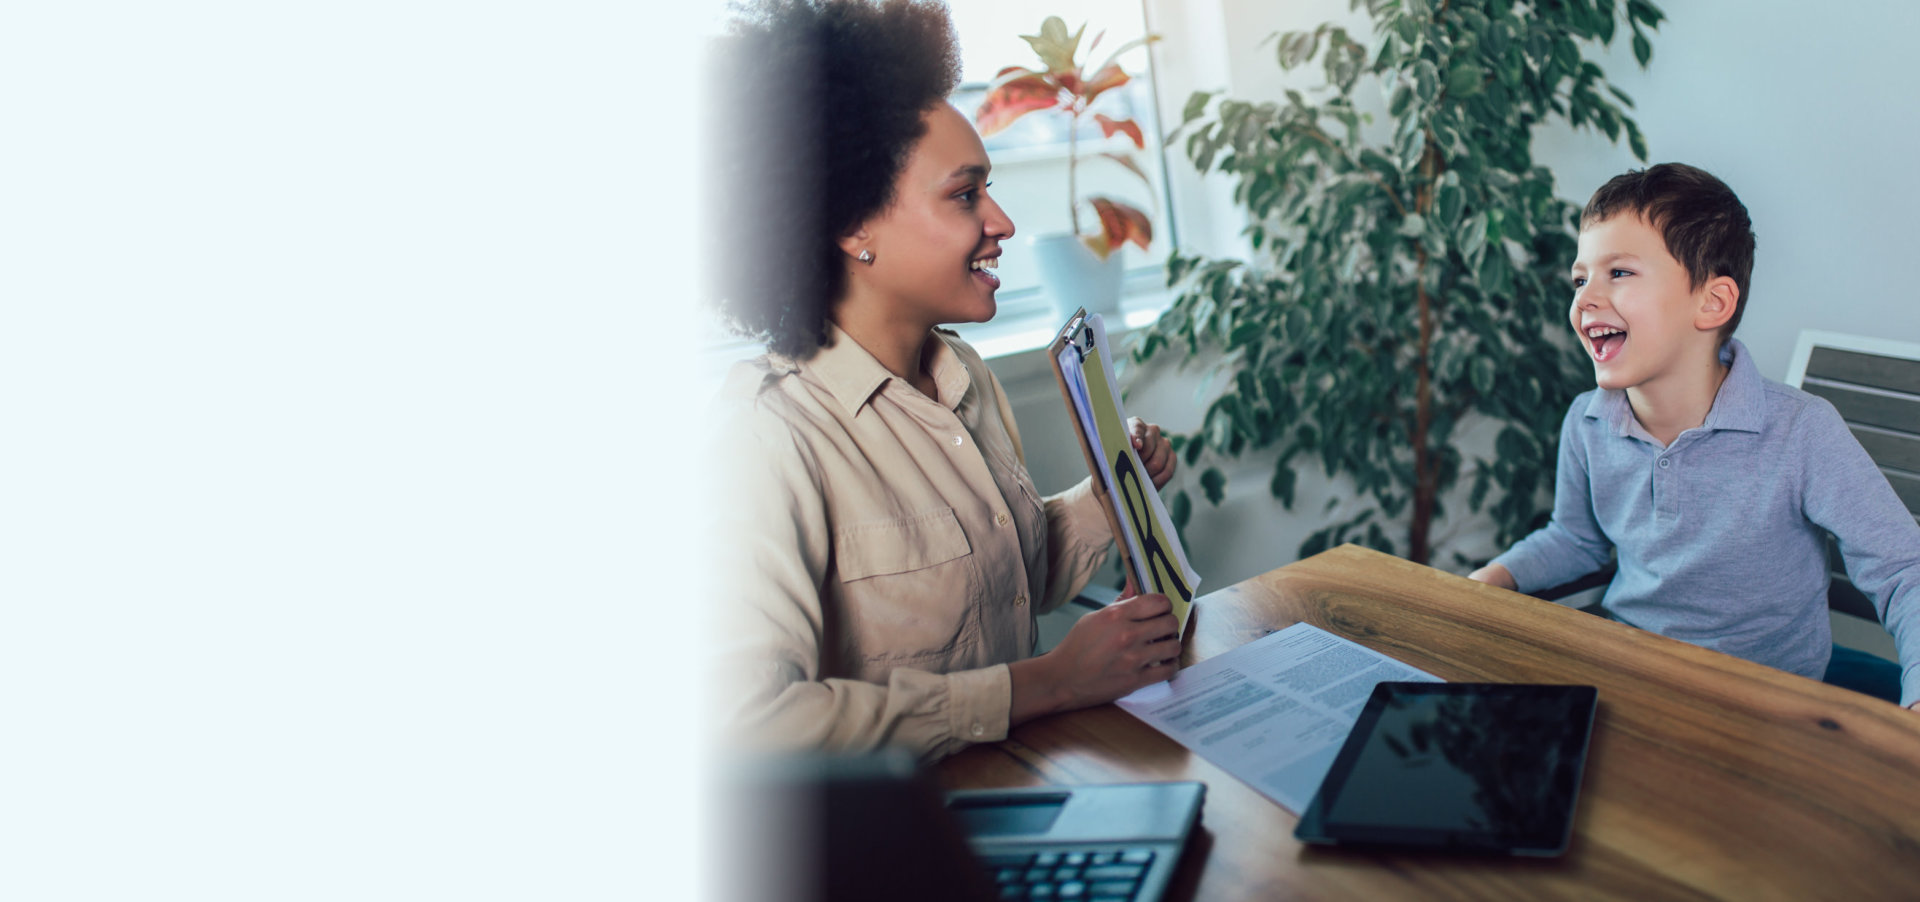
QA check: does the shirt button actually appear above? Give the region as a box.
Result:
[1015,594,1027,607]
[1658,458,1671,469]
[952,435,964,446]
[970,723,985,737]
[996,512,1010,526]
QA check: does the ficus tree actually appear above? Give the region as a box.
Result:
[1137,0,1664,566]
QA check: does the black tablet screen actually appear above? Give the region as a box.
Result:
[1299,683,1597,855]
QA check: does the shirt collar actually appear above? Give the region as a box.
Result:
[1582,338,1766,436]
[1703,338,1766,432]
[800,323,972,416]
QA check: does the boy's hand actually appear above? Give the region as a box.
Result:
[1468,563,1517,591]
[1127,417,1176,489]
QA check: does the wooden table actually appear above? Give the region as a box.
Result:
[937,545,1920,900]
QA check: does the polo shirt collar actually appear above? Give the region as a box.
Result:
[1582,338,1766,436]
[804,323,972,416]
[1703,338,1766,433]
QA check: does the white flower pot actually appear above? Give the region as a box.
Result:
[1030,233,1123,321]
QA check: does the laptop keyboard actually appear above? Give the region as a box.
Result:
[976,848,1156,901]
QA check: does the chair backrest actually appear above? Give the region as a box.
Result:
[1784,330,1920,621]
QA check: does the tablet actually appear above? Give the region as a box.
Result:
[1293,682,1598,856]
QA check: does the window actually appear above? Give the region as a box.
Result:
[946,1,1176,349]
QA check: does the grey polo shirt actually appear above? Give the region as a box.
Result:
[1494,339,1920,706]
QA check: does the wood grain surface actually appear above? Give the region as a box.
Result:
[936,545,1920,901]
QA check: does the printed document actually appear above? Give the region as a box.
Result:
[1116,623,1440,813]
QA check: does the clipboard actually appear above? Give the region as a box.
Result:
[1047,308,1201,634]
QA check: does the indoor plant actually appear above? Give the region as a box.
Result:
[975,16,1159,316]
[1138,0,1665,566]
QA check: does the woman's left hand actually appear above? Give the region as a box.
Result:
[1127,416,1176,489]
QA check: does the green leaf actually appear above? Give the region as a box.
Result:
[1299,527,1333,559]
[1632,31,1651,66]
[1469,356,1495,395]
[1397,213,1426,238]
[1436,181,1464,227]
[1200,467,1228,505]
[1389,84,1414,118]
[1445,63,1483,98]
[1625,118,1648,162]
[1270,463,1297,507]
[1181,91,1215,127]
[1171,489,1192,529]
[1413,59,1439,105]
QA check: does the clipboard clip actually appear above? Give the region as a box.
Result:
[1052,307,1095,362]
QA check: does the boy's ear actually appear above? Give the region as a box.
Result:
[1695,276,1739,332]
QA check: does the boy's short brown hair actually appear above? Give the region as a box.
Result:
[1582,163,1756,338]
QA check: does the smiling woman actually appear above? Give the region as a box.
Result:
[703,0,1185,763]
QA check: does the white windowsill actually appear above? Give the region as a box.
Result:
[945,266,1175,359]
[700,268,1175,378]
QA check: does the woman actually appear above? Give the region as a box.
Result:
[707,0,1182,761]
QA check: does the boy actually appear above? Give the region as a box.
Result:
[1468,163,1920,711]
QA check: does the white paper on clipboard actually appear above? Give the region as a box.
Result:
[1053,313,1201,628]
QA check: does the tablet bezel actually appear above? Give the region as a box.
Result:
[1293,682,1599,857]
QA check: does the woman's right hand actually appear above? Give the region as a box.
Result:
[1010,593,1181,724]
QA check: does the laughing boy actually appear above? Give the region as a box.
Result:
[1469,163,1920,711]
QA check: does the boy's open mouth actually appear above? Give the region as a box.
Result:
[1585,324,1626,362]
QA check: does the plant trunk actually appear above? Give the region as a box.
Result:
[1067,108,1081,237]
[1411,247,1434,565]
[1408,143,1441,565]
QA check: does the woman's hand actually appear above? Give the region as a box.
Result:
[1009,593,1181,724]
[1127,416,1176,489]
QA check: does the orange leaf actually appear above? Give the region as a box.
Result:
[1080,64,1130,103]
[1088,197,1153,255]
[1093,114,1145,150]
[1098,151,1152,186]
[975,73,1061,136]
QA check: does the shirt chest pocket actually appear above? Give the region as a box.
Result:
[831,507,983,668]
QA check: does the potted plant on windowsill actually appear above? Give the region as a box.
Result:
[975,16,1158,319]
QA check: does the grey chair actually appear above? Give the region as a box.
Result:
[1785,330,1920,701]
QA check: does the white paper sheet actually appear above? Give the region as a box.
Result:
[1115,623,1441,814]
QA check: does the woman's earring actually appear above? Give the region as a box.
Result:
[857,249,875,264]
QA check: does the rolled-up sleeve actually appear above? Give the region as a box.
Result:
[1037,477,1114,614]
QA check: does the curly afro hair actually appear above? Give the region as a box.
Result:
[704,0,962,358]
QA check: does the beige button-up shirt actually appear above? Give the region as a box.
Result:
[711,325,1112,761]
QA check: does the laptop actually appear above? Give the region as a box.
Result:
[947,780,1205,901]
[729,751,1205,902]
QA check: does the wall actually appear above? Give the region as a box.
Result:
[994,0,1920,590]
